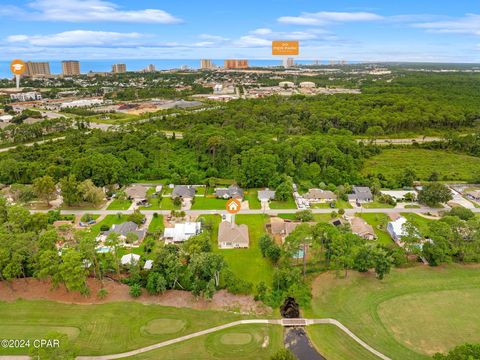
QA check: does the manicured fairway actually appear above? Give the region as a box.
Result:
[363,148,480,181]
[378,288,480,356]
[305,264,480,360]
[307,325,379,360]
[0,301,245,356]
[124,324,283,360]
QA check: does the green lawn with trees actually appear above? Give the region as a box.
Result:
[305,265,480,360]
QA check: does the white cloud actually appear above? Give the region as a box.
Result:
[414,14,480,36]
[7,30,147,47]
[19,0,182,23]
[278,11,383,26]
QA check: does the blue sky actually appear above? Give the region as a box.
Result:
[0,0,479,62]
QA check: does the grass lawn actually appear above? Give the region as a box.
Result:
[269,197,297,209]
[311,200,353,209]
[199,214,273,286]
[90,214,128,236]
[191,196,227,210]
[401,213,436,237]
[107,199,132,210]
[307,325,379,360]
[0,301,247,356]
[358,213,393,246]
[362,201,395,209]
[140,197,179,210]
[305,264,480,360]
[148,215,165,232]
[124,324,283,360]
[245,189,261,210]
[363,148,480,181]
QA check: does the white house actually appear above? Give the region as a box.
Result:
[121,253,140,266]
[387,217,408,244]
[164,222,202,244]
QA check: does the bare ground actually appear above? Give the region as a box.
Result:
[0,278,271,315]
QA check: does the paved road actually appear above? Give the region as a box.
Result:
[29,206,452,217]
[0,136,66,153]
[74,318,391,360]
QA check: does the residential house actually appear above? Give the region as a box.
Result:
[258,189,276,202]
[125,184,148,201]
[215,185,244,200]
[380,190,417,201]
[105,221,145,242]
[348,186,373,203]
[218,220,249,249]
[304,189,337,203]
[172,185,195,199]
[387,216,408,244]
[121,253,140,266]
[163,222,202,244]
[349,217,376,240]
[267,217,315,242]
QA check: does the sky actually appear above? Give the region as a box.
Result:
[0,0,479,62]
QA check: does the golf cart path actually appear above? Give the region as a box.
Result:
[74,318,391,360]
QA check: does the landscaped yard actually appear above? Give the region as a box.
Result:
[140,197,179,210]
[269,197,297,209]
[148,215,165,233]
[244,189,261,210]
[401,213,436,237]
[363,148,480,181]
[0,301,247,356]
[198,214,273,286]
[362,200,395,209]
[191,196,227,210]
[107,199,132,210]
[124,324,283,360]
[305,264,480,360]
[310,199,353,209]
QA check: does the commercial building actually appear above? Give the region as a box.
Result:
[144,64,156,72]
[62,61,81,76]
[224,59,249,69]
[10,92,42,102]
[112,63,127,74]
[283,58,295,68]
[200,59,213,69]
[24,62,51,77]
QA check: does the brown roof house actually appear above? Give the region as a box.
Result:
[218,219,249,249]
[125,184,148,200]
[349,216,376,240]
[304,189,337,203]
[267,217,315,242]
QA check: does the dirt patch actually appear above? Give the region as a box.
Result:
[0,278,271,315]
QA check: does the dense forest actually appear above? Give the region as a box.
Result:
[160,72,480,134]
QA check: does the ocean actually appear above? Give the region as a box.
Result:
[0,59,329,80]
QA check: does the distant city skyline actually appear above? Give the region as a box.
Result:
[0,0,479,62]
